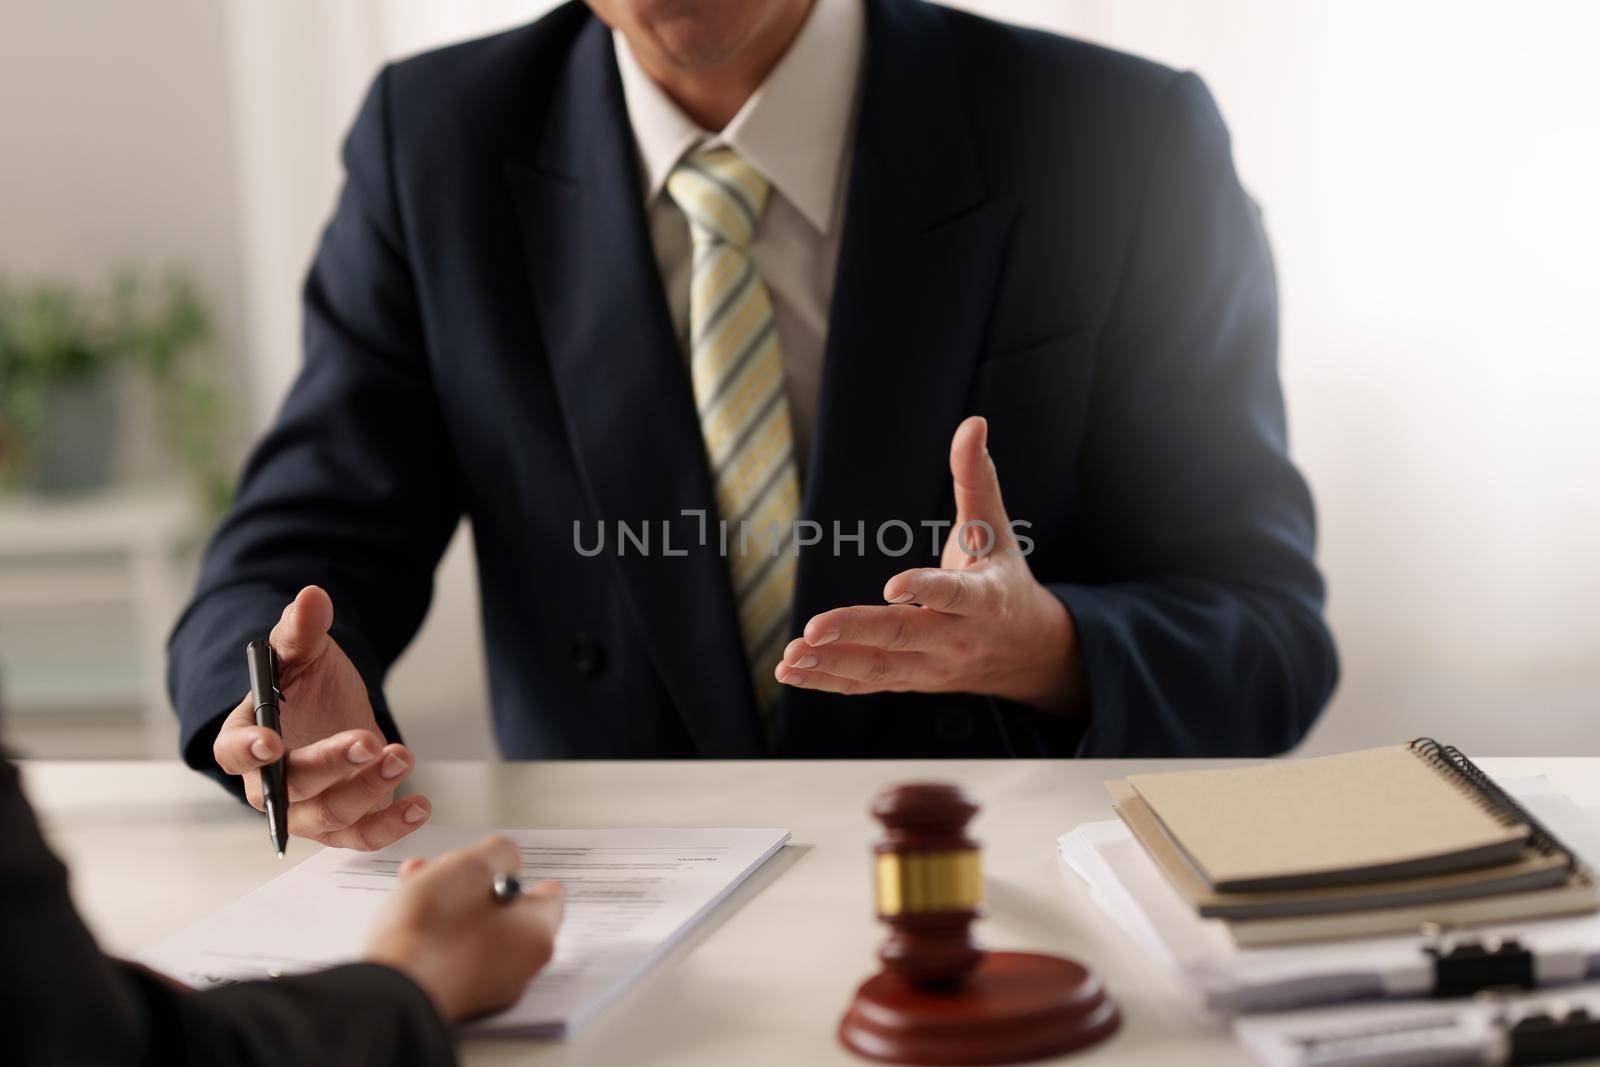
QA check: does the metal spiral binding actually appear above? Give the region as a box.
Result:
[1408,738,1575,871]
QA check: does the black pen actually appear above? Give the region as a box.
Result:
[246,640,289,859]
[492,872,523,904]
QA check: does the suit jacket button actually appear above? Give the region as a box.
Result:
[935,702,975,743]
[570,632,605,677]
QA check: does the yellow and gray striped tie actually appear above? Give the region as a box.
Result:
[666,145,800,716]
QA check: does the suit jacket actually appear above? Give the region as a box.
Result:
[0,759,455,1067]
[169,0,1337,775]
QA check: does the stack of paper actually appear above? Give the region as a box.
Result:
[142,825,790,1037]
[1058,777,1600,1015]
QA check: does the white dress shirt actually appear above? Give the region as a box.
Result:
[612,0,866,465]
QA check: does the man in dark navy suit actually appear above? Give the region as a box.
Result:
[169,0,1338,850]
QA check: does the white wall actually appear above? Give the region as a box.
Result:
[0,1,242,298]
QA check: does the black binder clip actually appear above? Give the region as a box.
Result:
[1505,1003,1600,1065]
[1424,927,1536,998]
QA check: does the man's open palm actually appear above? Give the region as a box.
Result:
[776,416,1085,714]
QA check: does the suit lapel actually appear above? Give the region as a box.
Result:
[504,19,765,755]
[777,0,1014,755]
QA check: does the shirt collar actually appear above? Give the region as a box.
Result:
[612,0,865,235]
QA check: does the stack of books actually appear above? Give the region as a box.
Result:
[1106,740,1599,947]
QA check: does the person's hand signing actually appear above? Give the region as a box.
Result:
[212,585,430,850]
[366,836,565,1023]
[777,416,1088,716]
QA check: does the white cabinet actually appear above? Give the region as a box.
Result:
[0,486,203,755]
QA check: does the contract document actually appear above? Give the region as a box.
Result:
[140,825,791,1037]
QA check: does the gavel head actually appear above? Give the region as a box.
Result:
[869,782,985,989]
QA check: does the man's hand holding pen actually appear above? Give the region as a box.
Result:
[213,585,432,851]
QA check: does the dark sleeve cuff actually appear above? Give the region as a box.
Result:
[175,962,455,1067]
[1046,582,1126,757]
[1046,579,1333,758]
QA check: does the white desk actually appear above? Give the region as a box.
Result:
[21,757,1599,1066]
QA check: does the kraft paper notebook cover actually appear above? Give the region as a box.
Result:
[1123,742,1536,892]
[1107,779,1578,921]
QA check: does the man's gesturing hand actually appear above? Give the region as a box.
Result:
[776,416,1087,715]
[212,585,430,850]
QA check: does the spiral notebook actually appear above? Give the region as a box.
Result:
[1121,740,1569,893]
[1108,779,1581,922]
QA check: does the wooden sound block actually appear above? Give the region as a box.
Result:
[838,951,1120,1065]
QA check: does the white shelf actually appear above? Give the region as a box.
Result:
[0,483,205,754]
[0,566,134,608]
[4,675,142,711]
[0,484,202,552]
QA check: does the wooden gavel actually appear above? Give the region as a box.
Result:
[839,782,1121,1065]
[871,782,987,987]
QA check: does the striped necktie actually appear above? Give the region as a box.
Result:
[666,145,801,718]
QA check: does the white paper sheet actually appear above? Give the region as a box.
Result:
[140,825,790,1036]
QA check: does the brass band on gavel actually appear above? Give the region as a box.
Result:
[874,849,984,917]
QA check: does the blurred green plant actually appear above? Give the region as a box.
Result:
[0,269,233,511]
